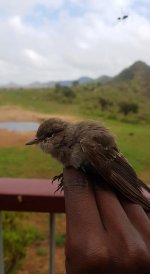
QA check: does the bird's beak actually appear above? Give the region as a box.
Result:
[26,137,40,145]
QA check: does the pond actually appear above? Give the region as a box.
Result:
[0,121,39,132]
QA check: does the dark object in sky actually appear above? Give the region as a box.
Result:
[117,15,128,21]
[26,118,150,211]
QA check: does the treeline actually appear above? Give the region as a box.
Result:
[0,79,149,123]
[46,81,149,123]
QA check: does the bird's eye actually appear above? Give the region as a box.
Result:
[46,132,53,138]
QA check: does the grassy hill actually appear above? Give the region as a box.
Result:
[114,61,150,82]
[0,61,150,123]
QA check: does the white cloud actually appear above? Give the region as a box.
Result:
[0,0,64,16]
[0,59,19,84]
[0,0,150,84]
[23,49,49,69]
[9,16,25,32]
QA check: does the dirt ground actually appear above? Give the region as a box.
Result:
[0,105,78,122]
[0,105,49,122]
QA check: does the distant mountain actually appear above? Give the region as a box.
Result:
[58,80,73,87]
[27,81,55,88]
[28,81,43,88]
[0,74,111,89]
[0,60,150,89]
[0,82,20,89]
[113,61,150,83]
[25,77,95,88]
[27,78,91,88]
[78,76,93,84]
[96,75,112,84]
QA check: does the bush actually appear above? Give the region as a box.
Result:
[3,212,27,273]
[53,86,76,103]
[119,102,139,115]
[3,212,42,274]
[98,97,113,111]
[61,86,76,99]
[72,80,79,86]
[55,233,65,247]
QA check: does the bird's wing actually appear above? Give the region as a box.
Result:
[80,139,150,211]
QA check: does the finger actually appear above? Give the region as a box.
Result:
[121,201,150,238]
[147,212,150,219]
[94,185,149,263]
[143,192,150,219]
[94,185,133,235]
[142,187,150,200]
[142,188,150,219]
[63,168,105,244]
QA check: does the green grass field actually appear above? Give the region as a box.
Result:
[0,117,149,179]
[0,88,80,116]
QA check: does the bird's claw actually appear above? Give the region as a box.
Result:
[54,176,64,193]
[52,173,64,192]
[52,173,63,184]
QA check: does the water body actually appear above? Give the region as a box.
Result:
[0,121,39,132]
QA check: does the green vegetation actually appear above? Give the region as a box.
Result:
[0,76,149,122]
[0,61,150,123]
[3,212,43,274]
[0,147,61,178]
[53,84,76,103]
[119,102,139,116]
[55,233,65,247]
[36,247,47,257]
[0,88,79,116]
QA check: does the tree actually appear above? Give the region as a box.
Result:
[72,81,79,87]
[98,97,112,111]
[61,86,76,99]
[52,85,76,102]
[119,102,139,115]
[55,83,61,91]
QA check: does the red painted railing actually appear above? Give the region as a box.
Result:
[0,178,65,274]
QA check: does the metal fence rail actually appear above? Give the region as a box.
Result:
[0,212,4,274]
[0,178,65,274]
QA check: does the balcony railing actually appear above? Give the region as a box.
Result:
[0,178,65,274]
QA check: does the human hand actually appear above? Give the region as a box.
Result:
[63,168,150,274]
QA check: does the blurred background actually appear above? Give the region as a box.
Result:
[0,0,150,273]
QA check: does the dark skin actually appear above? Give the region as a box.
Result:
[63,168,150,274]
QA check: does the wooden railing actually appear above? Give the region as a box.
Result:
[0,178,65,274]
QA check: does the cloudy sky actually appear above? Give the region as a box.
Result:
[0,0,150,84]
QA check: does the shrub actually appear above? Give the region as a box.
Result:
[3,212,27,273]
[119,102,139,115]
[3,212,43,273]
[61,86,76,99]
[55,233,65,247]
[72,80,79,86]
[53,86,76,102]
[98,97,113,111]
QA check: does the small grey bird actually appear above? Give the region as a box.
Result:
[26,118,150,211]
